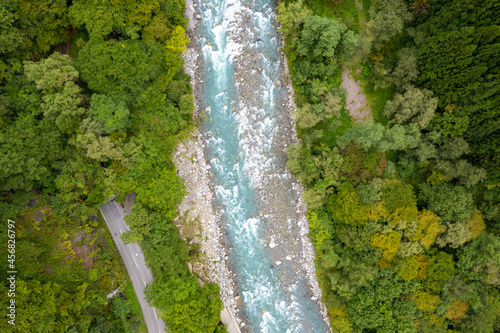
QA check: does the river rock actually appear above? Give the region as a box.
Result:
[195,14,202,20]
[269,238,278,248]
[275,80,282,87]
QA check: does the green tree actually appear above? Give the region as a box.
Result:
[419,183,474,222]
[88,94,131,134]
[346,269,419,332]
[328,183,375,225]
[394,255,420,281]
[297,15,357,61]
[381,180,418,225]
[423,251,455,293]
[338,122,420,153]
[136,168,186,220]
[70,0,164,39]
[0,0,23,54]
[0,115,62,192]
[356,178,385,206]
[436,221,472,248]
[383,86,437,130]
[391,48,419,91]
[24,53,86,134]
[76,39,166,104]
[276,0,312,47]
[366,0,412,49]
[122,204,153,244]
[16,0,68,54]
[457,233,500,287]
[146,279,223,333]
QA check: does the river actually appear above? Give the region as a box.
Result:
[187,0,331,331]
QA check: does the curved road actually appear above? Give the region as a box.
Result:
[100,200,166,333]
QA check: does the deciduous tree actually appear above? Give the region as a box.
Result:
[383,86,437,130]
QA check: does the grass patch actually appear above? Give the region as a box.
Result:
[124,278,148,333]
[305,0,360,33]
[363,83,394,125]
[362,0,372,20]
[319,108,354,147]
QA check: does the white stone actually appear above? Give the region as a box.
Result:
[269,238,278,248]
[276,261,282,266]
[195,14,202,20]
[286,256,292,261]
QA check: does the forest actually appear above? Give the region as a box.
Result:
[278,0,500,331]
[0,0,225,332]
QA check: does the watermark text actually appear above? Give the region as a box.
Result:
[6,219,16,326]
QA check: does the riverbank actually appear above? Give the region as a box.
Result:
[174,0,245,330]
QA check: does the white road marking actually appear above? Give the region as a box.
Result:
[132,256,139,268]
[143,279,146,286]
[153,307,157,317]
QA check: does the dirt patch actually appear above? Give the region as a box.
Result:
[341,69,372,122]
[66,230,95,270]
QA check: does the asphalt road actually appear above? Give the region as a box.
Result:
[101,200,166,333]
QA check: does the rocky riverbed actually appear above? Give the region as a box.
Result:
[175,0,331,331]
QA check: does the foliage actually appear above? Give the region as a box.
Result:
[76,39,166,104]
[457,233,500,287]
[277,0,312,47]
[391,48,419,91]
[338,122,421,153]
[341,143,386,183]
[346,269,419,332]
[0,115,62,192]
[445,301,469,323]
[365,0,412,50]
[371,230,401,266]
[436,221,472,249]
[419,183,474,222]
[416,290,440,313]
[280,0,500,330]
[381,180,418,225]
[24,53,85,133]
[383,86,437,130]
[413,2,500,182]
[328,183,376,225]
[407,210,443,249]
[0,0,226,331]
[423,252,455,293]
[88,94,131,134]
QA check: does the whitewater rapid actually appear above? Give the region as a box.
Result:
[184,0,332,331]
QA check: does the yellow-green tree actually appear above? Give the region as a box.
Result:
[371,230,401,268]
[416,290,440,312]
[408,210,443,249]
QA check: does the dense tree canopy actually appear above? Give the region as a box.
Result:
[279,0,500,331]
[0,0,226,331]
